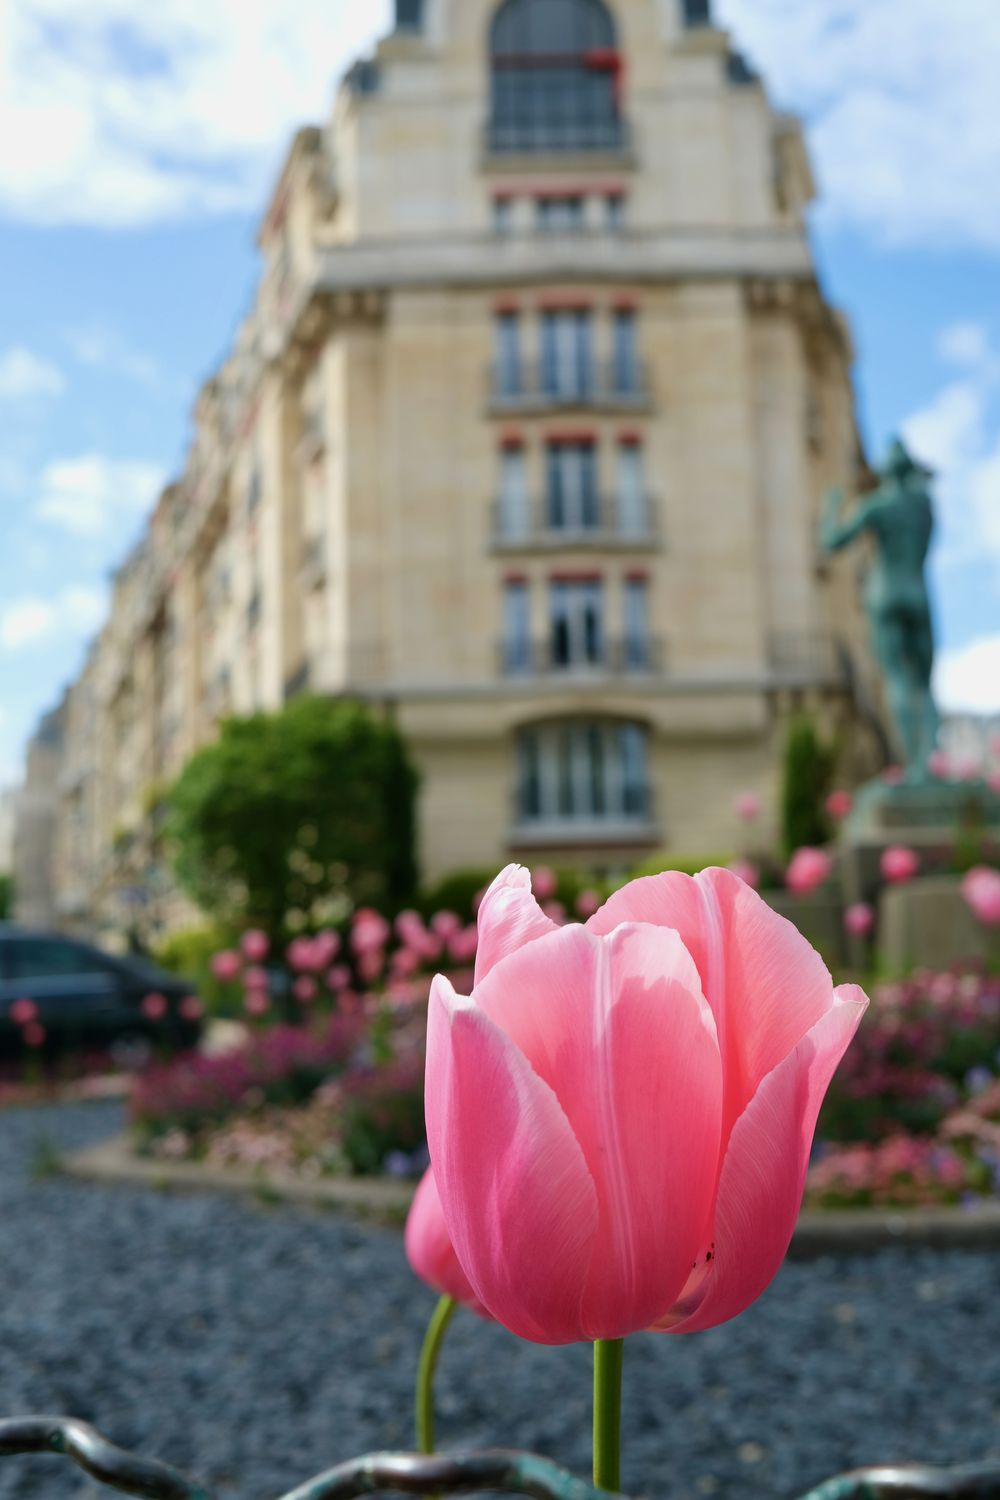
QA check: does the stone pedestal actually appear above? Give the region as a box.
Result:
[879,876,993,973]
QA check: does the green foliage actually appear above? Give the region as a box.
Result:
[0,873,11,921]
[417,868,498,923]
[165,697,419,935]
[781,716,836,856]
[152,923,233,1016]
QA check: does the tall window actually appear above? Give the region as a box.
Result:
[490,0,623,154]
[537,196,585,231]
[498,446,530,539]
[550,578,603,668]
[516,721,650,825]
[616,440,647,536]
[503,579,532,672]
[546,441,598,530]
[494,311,522,396]
[612,308,639,394]
[541,310,593,400]
[623,577,650,668]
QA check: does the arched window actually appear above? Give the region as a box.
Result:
[490,0,624,154]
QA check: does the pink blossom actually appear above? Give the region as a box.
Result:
[211,950,242,983]
[244,966,269,991]
[241,930,270,963]
[351,909,390,955]
[287,937,321,973]
[786,847,833,895]
[23,1022,46,1049]
[531,866,557,901]
[448,925,480,965]
[575,889,603,920]
[244,989,271,1017]
[180,995,204,1022]
[405,1169,489,1314]
[734,791,761,823]
[425,865,866,1344]
[141,993,168,1022]
[844,903,876,938]
[826,790,853,821]
[727,860,759,890]
[10,998,38,1027]
[293,976,319,1005]
[327,965,351,991]
[431,911,462,941]
[357,950,384,985]
[962,867,1000,928]
[881,765,905,786]
[881,846,920,885]
[928,750,950,780]
[542,900,566,924]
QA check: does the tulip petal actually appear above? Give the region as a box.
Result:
[404,1168,487,1315]
[475,865,559,986]
[590,868,838,1136]
[472,923,723,1339]
[656,985,868,1335]
[426,974,598,1345]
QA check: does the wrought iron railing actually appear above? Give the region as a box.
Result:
[2,1420,998,1500]
[491,496,659,550]
[488,360,651,411]
[498,637,666,678]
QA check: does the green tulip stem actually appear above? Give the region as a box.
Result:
[593,1338,625,1492]
[416,1294,457,1455]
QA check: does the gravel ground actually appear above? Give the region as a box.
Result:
[0,1103,997,1500]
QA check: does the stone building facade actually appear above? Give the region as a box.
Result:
[27,0,883,939]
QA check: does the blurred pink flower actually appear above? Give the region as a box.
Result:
[786,847,833,895]
[211,950,242,983]
[313,930,341,966]
[357,950,384,985]
[142,993,168,1021]
[241,930,270,963]
[431,911,462,941]
[727,860,759,890]
[23,1022,46,1049]
[734,791,761,823]
[575,889,603,920]
[327,965,351,991]
[532,865,558,901]
[10,998,38,1027]
[448,925,480,965]
[180,995,204,1022]
[881,765,905,786]
[287,937,322,973]
[927,750,950,780]
[826,790,853,821]
[244,989,271,1017]
[844,903,876,938]
[243,966,269,990]
[881,846,920,885]
[542,900,566,924]
[293,976,319,1005]
[962,867,1000,927]
[351,910,390,955]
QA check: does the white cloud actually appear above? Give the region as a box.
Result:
[935,635,1000,716]
[0,347,64,399]
[37,454,165,536]
[0,2,389,228]
[938,322,994,371]
[0,584,107,653]
[65,325,159,387]
[717,0,1000,251]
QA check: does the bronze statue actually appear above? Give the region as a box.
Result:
[821,438,939,781]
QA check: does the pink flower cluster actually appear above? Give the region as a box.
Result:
[807,1135,970,1209]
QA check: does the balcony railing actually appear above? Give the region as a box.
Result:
[492,495,659,550]
[489,359,651,412]
[499,636,665,678]
[511,785,656,845]
[486,117,630,155]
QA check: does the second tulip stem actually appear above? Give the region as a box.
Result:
[416,1294,457,1455]
[593,1338,624,1492]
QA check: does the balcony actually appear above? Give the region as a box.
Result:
[486,117,630,157]
[492,495,659,552]
[499,636,665,678]
[510,786,656,848]
[488,360,651,414]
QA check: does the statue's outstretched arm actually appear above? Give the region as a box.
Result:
[821,487,873,553]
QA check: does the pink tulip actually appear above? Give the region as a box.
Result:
[844,903,876,938]
[962,866,1000,927]
[241,930,270,963]
[10,998,38,1027]
[243,965,269,990]
[575,889,603,920]
[23,1022,46,1049]
[244,988,271,1017]
[312,931,341,967]
[426,865,867,1345]
[928,750,950,780]
[448,925,480,965]
[954,754,982,783]
[826,790,853,821]
[141,993,168,1022]
[532,865,557,901]
[542,900,566,924]
[727,859,759,890]
[211,950,241,983]
[357,950,384,985]
[734,791,761,823]
[293,976,318,1004]
[180,995,204,1022]
[405,1169,488,1314]
[327,964,351,991]
[881,846,920,884]
[288,937,321,973]
[431,911,462,941]
[786,847,833,895]
[352,909,390,955]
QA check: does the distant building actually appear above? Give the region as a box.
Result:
[12,704,65,930]
[39,0,882,937]
[0,789,14,881]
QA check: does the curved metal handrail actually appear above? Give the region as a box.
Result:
[1,1418,999,1500]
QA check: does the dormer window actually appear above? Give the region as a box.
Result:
[490,0,624,154]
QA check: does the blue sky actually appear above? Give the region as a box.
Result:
[1,0,999,787]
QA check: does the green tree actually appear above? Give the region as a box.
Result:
[166,696,418,935]
[781,716,836,856]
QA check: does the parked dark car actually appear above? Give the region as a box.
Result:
[0,925,202,1054]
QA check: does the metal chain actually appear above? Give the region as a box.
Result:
[1,1418,999,1500]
